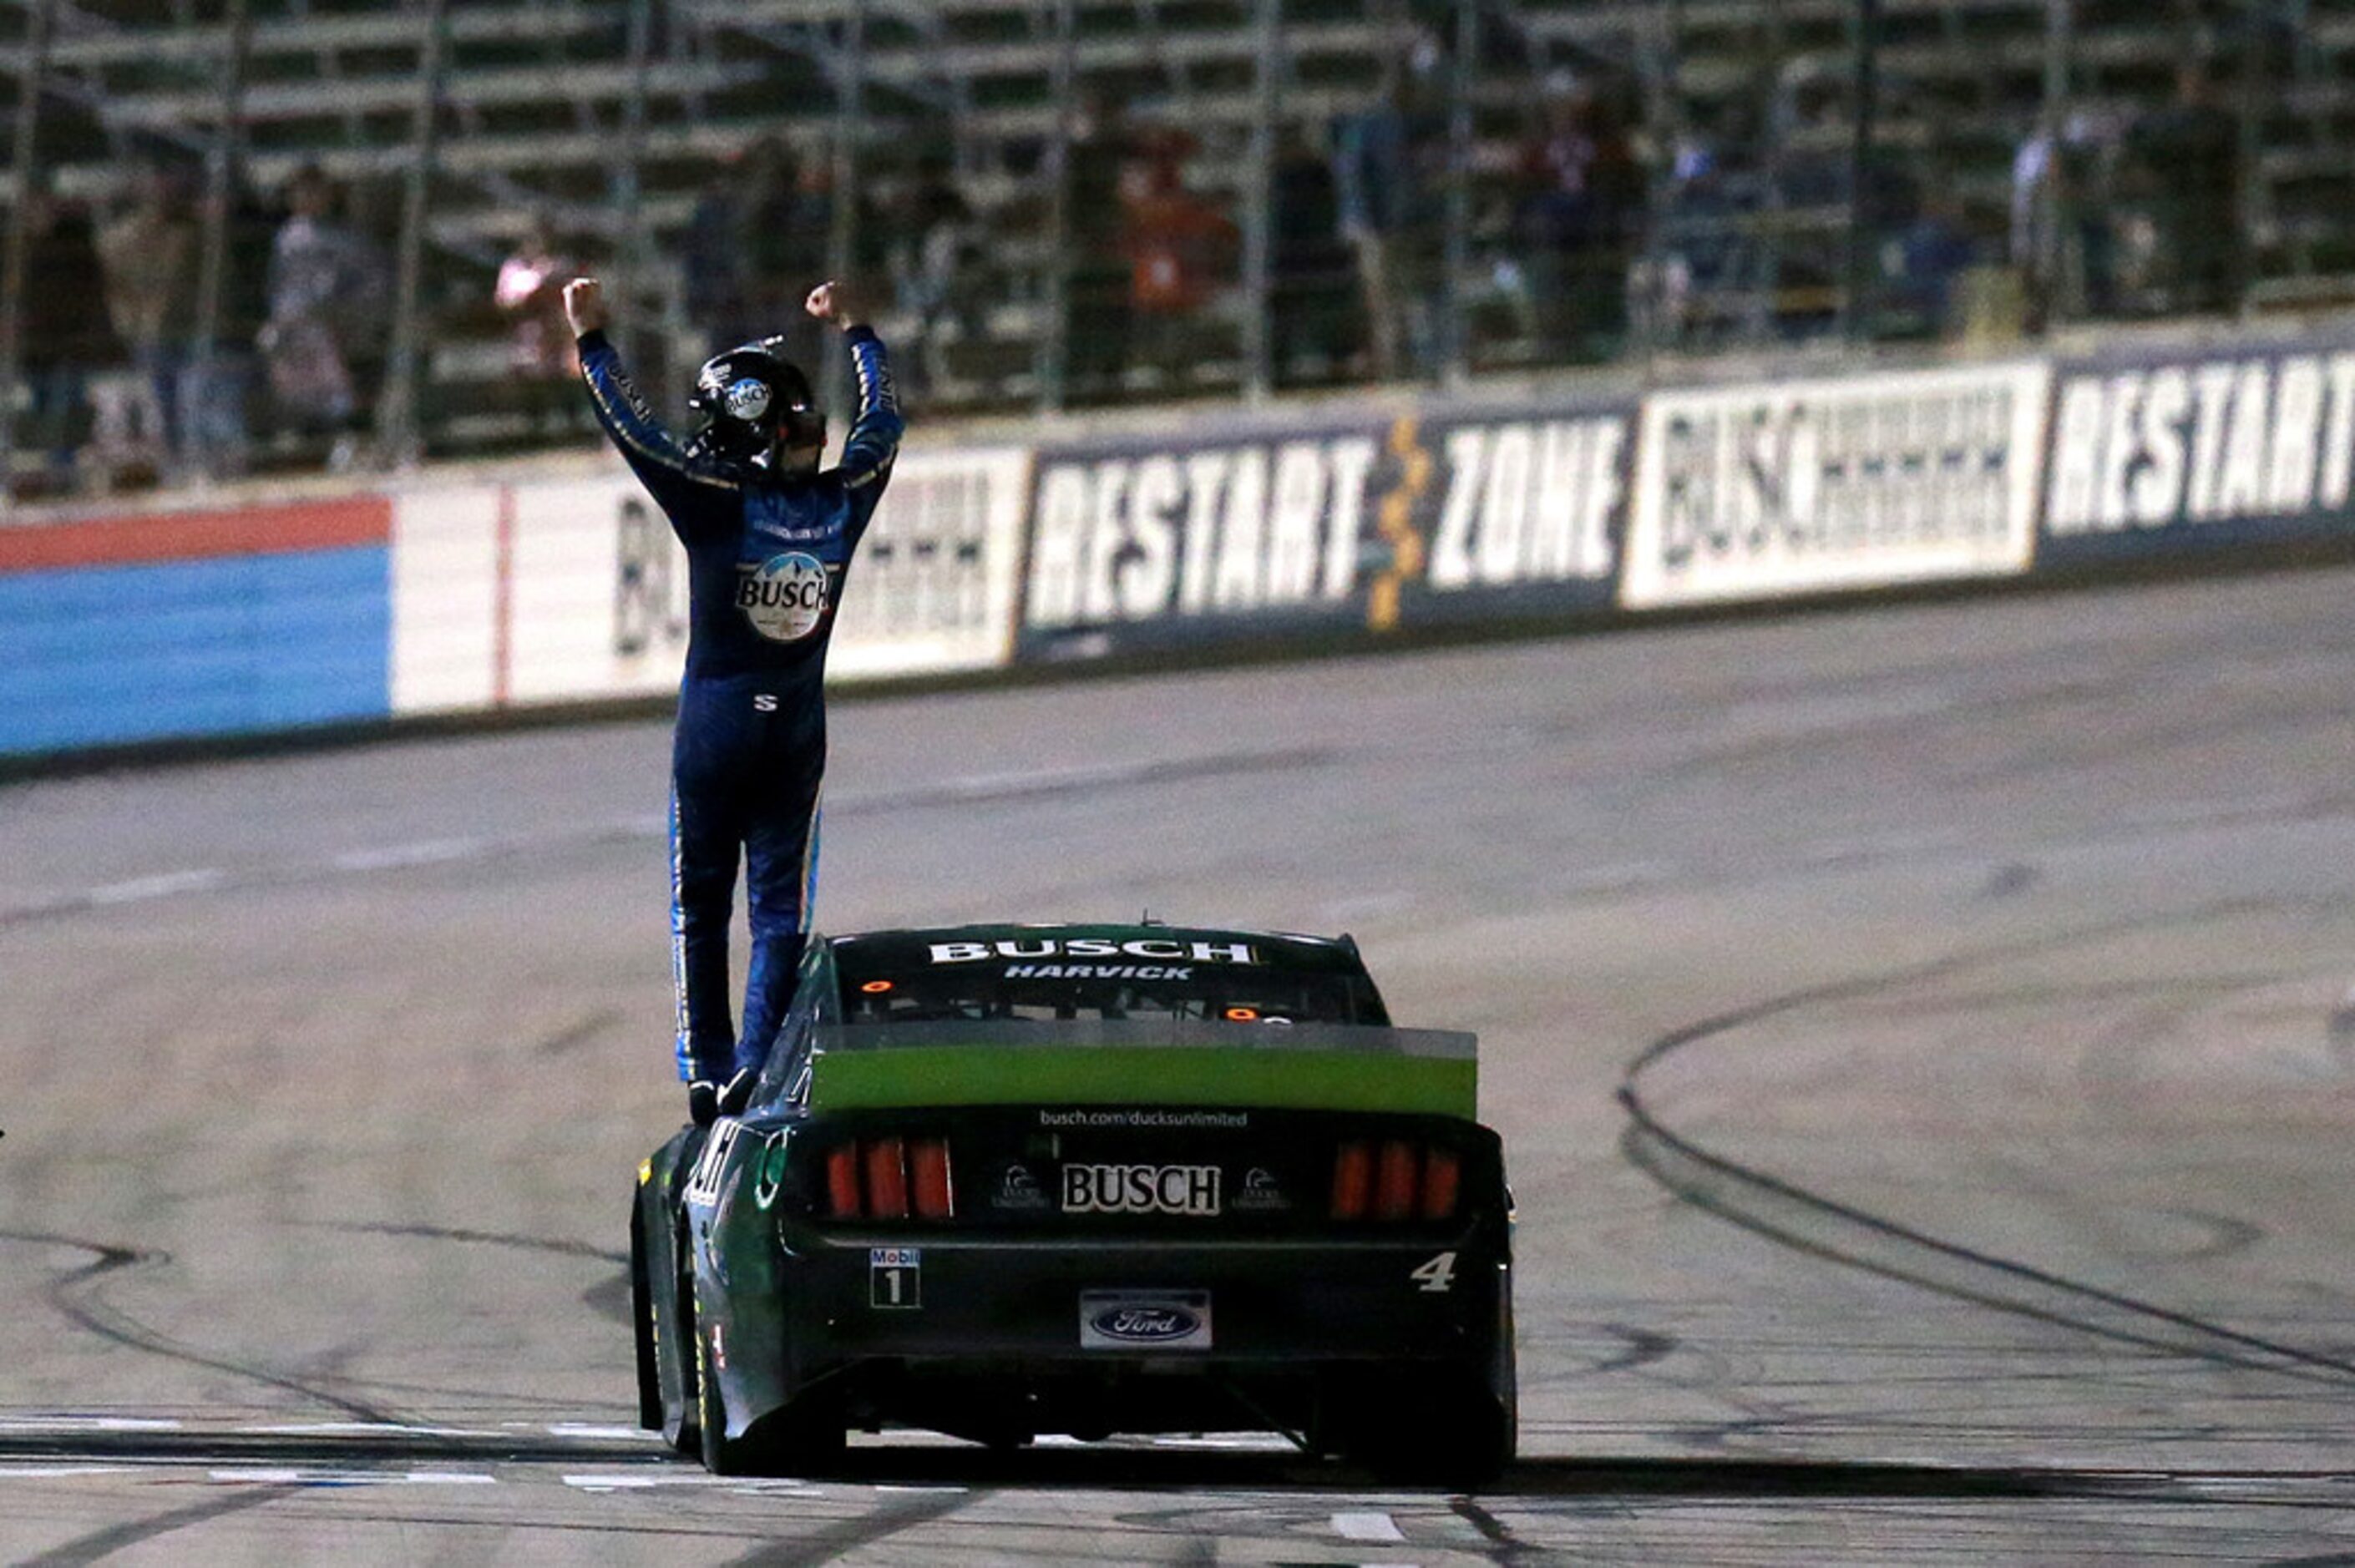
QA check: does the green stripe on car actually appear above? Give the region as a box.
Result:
[808,1047,1476,1119]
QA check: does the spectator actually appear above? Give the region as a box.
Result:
[179,176,276,480]
[494,215,580,431]
[14,180,123,495]
[1333,35,1448,381]
[1515,71,1642,362]
[741,138,834,365]
[1269,120,1360,385]
[1644,137,1758,348]
[97,162,197,479]
[340,175,400,438]
[2125,60,2242,315]
[1118,128,1238,387]
[884,146,982,404]
[1760,64,1851,334]
[1057,89,1135,401]
[1880,177,1980,339]
[2011,110,2121,328]
[683,150,756,352]
[258,164,388,469]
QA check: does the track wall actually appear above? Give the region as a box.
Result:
[6,321,2353,762]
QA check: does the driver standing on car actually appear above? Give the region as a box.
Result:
[565,275,902,1127]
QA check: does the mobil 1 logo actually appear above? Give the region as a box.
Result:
[870,1247,921,1309]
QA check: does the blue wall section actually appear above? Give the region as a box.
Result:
[0,546,391,753]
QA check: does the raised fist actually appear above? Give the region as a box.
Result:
[803,280,865,330]
[562,276,608,336]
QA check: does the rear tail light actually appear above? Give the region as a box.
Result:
[909,1137,955,1220]
[1331,1141,1372,1220]
[825,1135,955,1222]
[824,1145,861,1217]
[1374,1140,1419,1220]
[864,1137,909,1220]
[1332,1137,1461,1222]
[1419,1147,1461,1220]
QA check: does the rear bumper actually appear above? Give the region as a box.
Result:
[796,1232,1503,1361]
[707,1227,1510,1439]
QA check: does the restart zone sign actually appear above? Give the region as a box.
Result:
[2038,333,2355,565]
[1015,397,1634,659]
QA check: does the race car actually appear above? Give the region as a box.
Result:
[629,921,1515,1482]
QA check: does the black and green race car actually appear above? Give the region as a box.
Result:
[629,921,1515,1482]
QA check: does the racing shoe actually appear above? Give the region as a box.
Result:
[686,1079,721,1129]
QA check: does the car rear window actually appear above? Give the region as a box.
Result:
[834,938,1388,1027]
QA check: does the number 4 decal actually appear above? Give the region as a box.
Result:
[1410,1251,1457,1293]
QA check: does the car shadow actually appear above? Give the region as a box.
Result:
[0,1429,2202,1504]
[817,1444,2179,1501]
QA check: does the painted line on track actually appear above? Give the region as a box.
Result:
[1332,1510,1406,1542]
[11,772,2333,933]
[206,1468,499,1486]
[0,749,1350,927]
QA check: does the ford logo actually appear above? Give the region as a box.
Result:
[1090,1305,1200,1343]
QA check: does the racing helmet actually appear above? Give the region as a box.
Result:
[687,337,825,462]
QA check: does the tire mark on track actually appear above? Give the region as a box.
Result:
[273,1222,636,1395]
[581,1266,634,1324]
[19,1480,302,1566]
[0,1430,656,1465]
[1450,1495,1544,1565]
[722,1484,989,1567]
[0,1231,402,1423]
[1617,900,2355,1387]
[306,1220,628,1266]
[1586,1324,1679,1376]
[535,1008,622,1057]
[1624,1121,2349,1383]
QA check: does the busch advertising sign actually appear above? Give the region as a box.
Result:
[1623,362,2049,608]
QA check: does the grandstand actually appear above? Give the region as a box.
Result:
[0,0,2347,486]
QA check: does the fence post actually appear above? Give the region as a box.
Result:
[0,0,57,513]
[2234,0,2267,317]
[1839,0,1882,342]
[1039,0,1076,413]
[2031,0,2071,327]
[1241,0,1279,402]
[190,0,253,488]
[615,0,658,397]
[825,0,868,427]
[376,0,450,467]
[1440,0,1474,387]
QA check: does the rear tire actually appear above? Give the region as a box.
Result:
[694,1328,753,1475]
[628,1196,662,1432]
[662,1230,700,1458]
[760,1384,848,1477]
[692,1301,845,1478]
[1340,1371,1512,1488]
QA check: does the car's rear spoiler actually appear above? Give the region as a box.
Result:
[802,1019,1479,1120]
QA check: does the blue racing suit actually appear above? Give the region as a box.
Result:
[577,325,903,1083]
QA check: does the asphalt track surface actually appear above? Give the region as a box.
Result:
[5,564,2355,1564]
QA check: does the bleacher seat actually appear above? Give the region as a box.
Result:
[5,0,2354,465]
